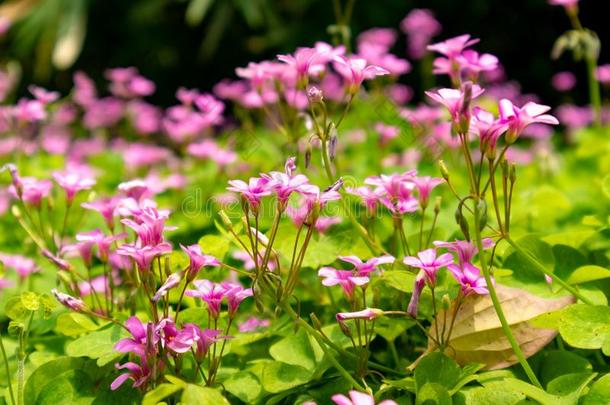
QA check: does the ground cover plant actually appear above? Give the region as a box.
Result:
[1,0,610,404]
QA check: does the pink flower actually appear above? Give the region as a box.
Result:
[53,172,96,204]
[238,316,270,332]
[434,238,495,265]
[232,250,276,272]
[333,56,389,94]
[412,176,444,207]
[261,157,310,204]
[221,282,253,317]
[425,83,485,131]
[336,308,383,323]
[82,197,120,230]
[298,181,343,212]
[318,267,369,298]
[277,47,326,85]
[227,177,271,210]
[345,186,383,214]
[28,85,59,104]
[116,243,172,272]
[111,361,158,391]
[498,99,559,142]
[121,207,173,247]
[407,272,426,317]
[76,230,126,263]
[314,216,342,233]
[182,325,222,361]
[332,390,397,405]
[471,107,509,157]
[374,122,400,145]
[13,99,46,122]
[401,9,442,59]
[114,316,153,358]
[596,65,610,85]
[448,262,490,296]
[552,71,576,91]
[78,274,114,296]
[185,279,226,318]
[8,177,53,207]
[548,0,579,10]
[403,248,453,286]
[152,272,182,302]
[0,254,39,278]
[180,244,220,280]
[427,34,479,59]
[52,289,86,312]
[338,255,395,277]
[187,140,237,166]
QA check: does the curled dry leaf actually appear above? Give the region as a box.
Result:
[428,284,574,370]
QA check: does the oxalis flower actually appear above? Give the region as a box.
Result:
[331,390,397,405]
[333,56,389,94]
[498,99,559,143]
[318,267,369,299]
[403,248,453,286]
[52,171,96,204]
[180,243,220,281]
[338,255,395,277]
[227,177,271,211]
[425,82,484,133]
[447,261,491,296]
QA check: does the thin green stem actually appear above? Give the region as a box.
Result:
[473,203,542,388]
[1,331,16,405]
[504,237,593,304]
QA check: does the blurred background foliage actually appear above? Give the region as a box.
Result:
[0,0,607,106]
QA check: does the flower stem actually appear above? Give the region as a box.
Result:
[0,331,16,405]
[473,201,542,388]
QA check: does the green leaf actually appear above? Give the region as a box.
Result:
[5,296,28,321]
[223,371,261,403]
[199,234,230,260]
[416,382,452,405]
[142,383,183,405]
[55,313,101,337]
[269,330,316,370]
[21,291,40,311]
[546,372,596,401]
[374,317,414,342]
[36,370,95,405]
[66,324,127,366]
[567,265,610,284]
[540,351,592,387]
[185,0,213,26]
[532,304,610,355]
[261,362,312,393]
[24,357,88,404]
[181,384,230,405]
[583,373,610,404]
[467,381,526,404]
[380,270,415,293]
[415,352,460,391]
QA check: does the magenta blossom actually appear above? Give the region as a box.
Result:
[427,34,479,59]
[0,253,39,278]
[407,272,426,317]
[53,172,96,204]
[498,99,559,143]
[333,56,389,94]
[332,390,397,405]
[261,157,310,204]
[318,267,369,298]
[346,186,384,214]
[433,238,495,265]
[76,230,126,263]
[425,83,485,131]
[110,360,162,391]
[114,316,156,358]
[121,207,174,247]
[338,255,395,277]
[221,282,253,317]
[82,197,120,230]
[412,176,444,207]
[227,177,271,210]
[403,248,453,286]
[8,177,53,207]
[184,325,222,361]
[448,262,491,296]
[116,243,172,272]
[185,279,226,318]
[180,244,220,280]
[238,316,271,332]
[152,272,182,302]
[277,47,326,85]
[552,71,577,92]
[400,9,442,59]
[336,308,383,324]
[471,107,509,157]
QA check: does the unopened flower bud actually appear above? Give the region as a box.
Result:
[152,272,182,302]
[459,82,473,134]
[501,157,509,180]
[434,196,442,214]
[442,294,451,311]
[52,288,86,312]
[328,133,338,162]
[42,249,72,271]
[307,86,323,103]
[305,145,312,168]
[218,210,233,230]
[476,199,487,231]
[439,160,450,181]
[310,313,323,330]
[509,163,517,184]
